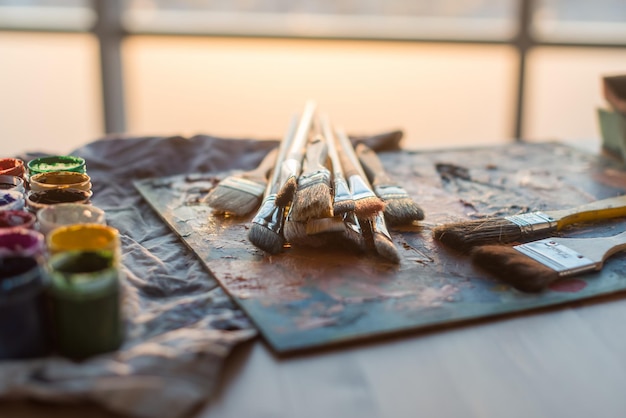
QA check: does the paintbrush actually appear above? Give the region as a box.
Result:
[248,115,298,254]
[356,143,425,226]
[275,100,317,207]
[471,229,626,292]
[319,114,355,215]
[360,212,401,263]
[288,130,333,221]
[334,125,385,218]
[202,147,278,216]
[433,194,626,252]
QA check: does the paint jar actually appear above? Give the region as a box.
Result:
[47,224,120,263]
[29,171,92,195]
[26,188,91,214]
[0,158,25,178]
[37,203,106,236]
[0,175,26,193]
[27,155,86,178]
[0,190,25,211]
[47,250,124,359]
[0,256,51,359]
[0,228,45,259]
[0,210,36,231]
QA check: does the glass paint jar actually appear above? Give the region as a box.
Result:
[0,175,26,194]
[0,158,25,178]
[0,228,45,259]
[0,210,36,231]
[26,188,91,214]
[0,190,25,212]
[27,155,86,178]
[37,203,105,236]
[47,224,120,264]
[29,171,92,195]
[47,250,124,359]
[0,256,51,359]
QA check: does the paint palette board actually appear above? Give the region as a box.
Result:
[134,142,626,355]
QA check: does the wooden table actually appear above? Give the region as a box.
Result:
[4,139,626,418]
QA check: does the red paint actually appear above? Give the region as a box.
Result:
[549,279,587,293]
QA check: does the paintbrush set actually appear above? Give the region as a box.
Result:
[204,100,425,263]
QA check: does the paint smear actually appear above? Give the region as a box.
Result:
[549,279,587,293]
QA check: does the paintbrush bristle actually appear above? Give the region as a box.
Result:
[289,172,333,221]
[471,245,560,292]
[248,222,285,255]
[203,177,265,216]
[283,218,327,248]
[363,214,401,263]
[349,175,385,217]
[275,176,297,207]
[306,217,346,235]
[432,218,530,253]
[372,230,401,264]
[248,195,287,254]
[372,185,424,225]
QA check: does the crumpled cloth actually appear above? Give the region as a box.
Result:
[0,131,402,418]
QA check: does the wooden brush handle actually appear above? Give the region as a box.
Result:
[319,114,344,179]
[546,194,626,227]
[248,147,278,179]
[335,126,369,182]
[303,135,329,174]
[355,143,393,186]
[285,100,317,162]
[267,114,299,194]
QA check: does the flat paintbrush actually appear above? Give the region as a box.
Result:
[334,126,385,218]
[202,147,277,216]
[289,132,333,221]
[319,113,355,215]
[471,229,626,292]
[356,143,425,226]
[360,211,401,263]
[248,115,298,254]
[433,194,626,252]
[275,100,317,207]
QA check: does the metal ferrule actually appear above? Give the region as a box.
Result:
[505,211,557,235]
[251,194,285,234]
[348,175,375,200]
[342,211,362,234]
[333,177,352,202]
[373,184,409,200]
[514,239,596,276]
[297,169,331,190]
[372,212,392,240]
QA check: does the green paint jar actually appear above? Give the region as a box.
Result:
[27,156,86,178]
[47,250,124,359]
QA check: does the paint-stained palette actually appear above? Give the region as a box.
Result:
[135,142,626,354]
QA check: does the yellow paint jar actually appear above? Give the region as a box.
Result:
[47,224,120,263]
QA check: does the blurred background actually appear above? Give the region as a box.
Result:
[0,0,625,156]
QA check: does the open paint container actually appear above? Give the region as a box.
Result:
[0,158,25,178]
[47,249,124,359]
[27,155,86,178]
[37,203,105,236]
[29,171,92,194]
[0,256,51,359]
[0,210,36,231]
[26,188,91,213]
